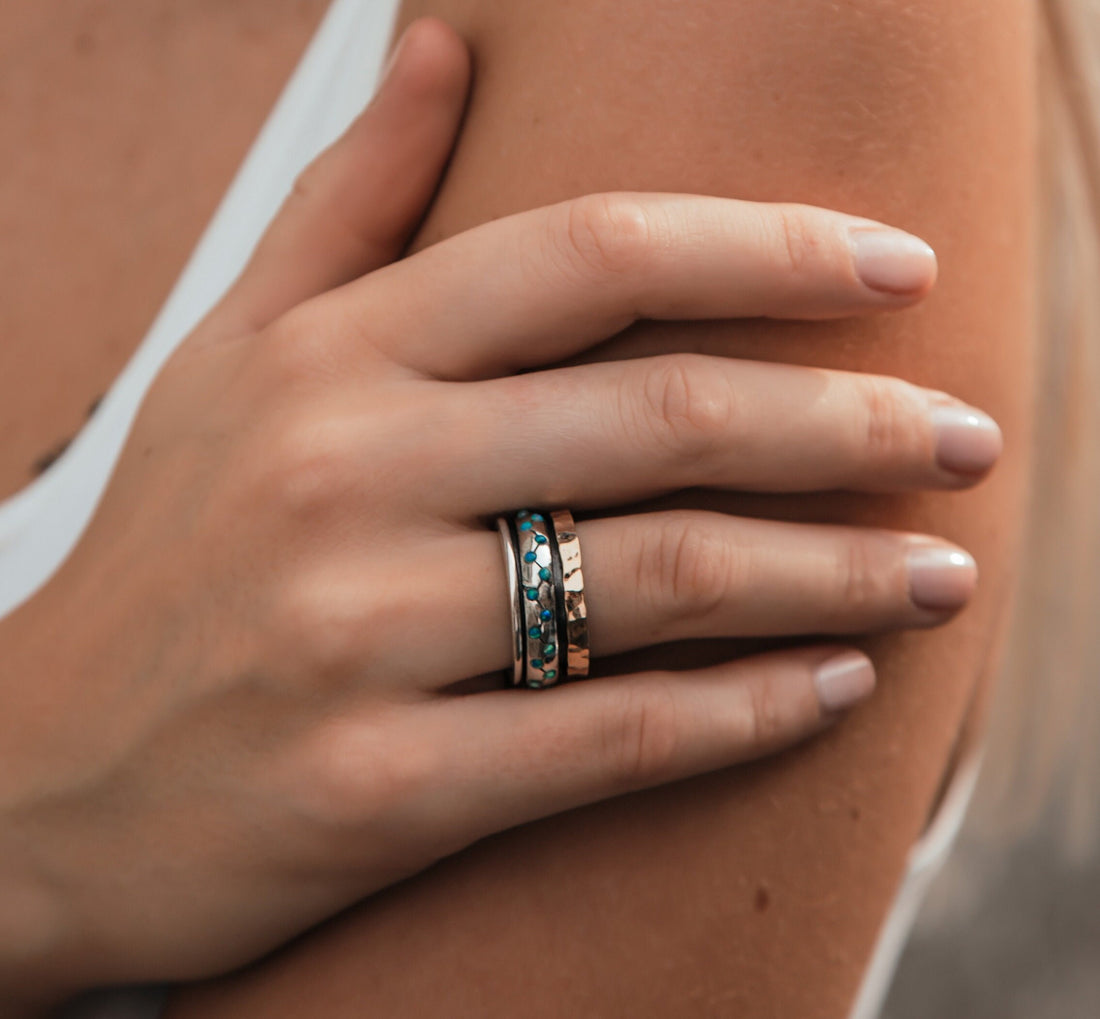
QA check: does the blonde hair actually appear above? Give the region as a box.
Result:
[969,0,1100,860]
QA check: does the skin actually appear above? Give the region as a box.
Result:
[167,1,1037,1017]
[0,1,1034,1017]
[0,11,1007,1017]
[0,0,330,500]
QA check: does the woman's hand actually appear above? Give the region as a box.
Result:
[0,18,1001,1011]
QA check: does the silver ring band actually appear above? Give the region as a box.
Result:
[496,515,524,686]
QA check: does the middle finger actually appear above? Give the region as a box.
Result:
[426,353,1002,518]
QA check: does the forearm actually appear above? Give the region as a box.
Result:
[169,1,1036,1015]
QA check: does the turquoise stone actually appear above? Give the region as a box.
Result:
[524,551,537,563]
[526,588,539,601]
[544,670,557,680]
[543,644,556,657]
[528,626,542,639]
[540,609,553,621]
[530,513,544,522]
[519,520,533,531]
[531,659,543,669]
[534,533,547,544]
[539,567,551,581]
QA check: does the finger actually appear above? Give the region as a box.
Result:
[290,512,972,693]
[200,18,470,341]
[330,191,936,380]
[430,355,1003,514]
[570,512,976,653]
[432,511,974,680]
[417,646,876,842]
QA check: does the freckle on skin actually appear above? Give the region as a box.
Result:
[850,806,862,821]
[754,885,771,913]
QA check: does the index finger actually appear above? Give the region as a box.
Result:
[327,192,936,381]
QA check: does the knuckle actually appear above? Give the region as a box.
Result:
[554,192,654,281]
[305,721,438,835]
[643,512,731,624]
[601,680,682,789]
[744,678,788,747]
[834,536,891,615]
[638,354,734,461]
[270,574,369,681]
[255,414,356,522]
[855,377,923,463]
[259,307,346,386]
[773,205,821,276]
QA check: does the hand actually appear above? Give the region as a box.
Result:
[0,18,1000,1011]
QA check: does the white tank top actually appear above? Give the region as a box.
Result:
[0,2,976,1014]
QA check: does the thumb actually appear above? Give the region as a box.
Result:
[201,17,471,341]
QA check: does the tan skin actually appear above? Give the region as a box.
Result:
[0,1,1034,1015]
[0,0,330,499]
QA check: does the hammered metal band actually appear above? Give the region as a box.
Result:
[495,508,588,689]
[550,509,590,680]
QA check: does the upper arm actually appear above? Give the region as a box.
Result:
[170,1,1037,1015]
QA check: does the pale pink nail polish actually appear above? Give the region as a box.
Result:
[932,405,1003,475]
[814,651,876,712]
[849,229,937,295]
[908,546,977,611]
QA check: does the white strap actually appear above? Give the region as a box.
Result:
[0,0,399,617]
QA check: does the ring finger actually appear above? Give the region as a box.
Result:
[337,510,974,692]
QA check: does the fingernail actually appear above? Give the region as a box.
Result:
[815,651,876,712]
[849,228,937,295]
[932,405,1003,475]
[907,545,977,611]
[378,29,409,87]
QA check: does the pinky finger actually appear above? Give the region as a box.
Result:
[433,646,875,839]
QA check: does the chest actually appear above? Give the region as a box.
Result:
[0,0,326,498]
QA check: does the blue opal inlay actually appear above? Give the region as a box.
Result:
[526,588,539,601]
[524,551,537,563]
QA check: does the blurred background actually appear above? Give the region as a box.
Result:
[886,780,1100,1017]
